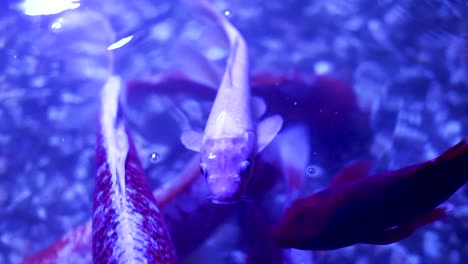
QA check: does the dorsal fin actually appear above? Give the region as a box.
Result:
[329,160,374,188]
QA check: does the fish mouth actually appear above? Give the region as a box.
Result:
[208,181,243,204]
[211,197,239,204]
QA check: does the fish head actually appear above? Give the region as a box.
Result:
[271,189,334,249]
[200,132,255,204]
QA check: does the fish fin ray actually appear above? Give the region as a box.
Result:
[180,130,203,152]
[256,115,284,153]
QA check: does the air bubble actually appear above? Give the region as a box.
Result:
[305,165,323,178]
[149,153,160,163]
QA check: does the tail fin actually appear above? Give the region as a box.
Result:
[432,139,468,162]
[184,0,249,90]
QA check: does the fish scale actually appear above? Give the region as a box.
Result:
[92,76,177,263]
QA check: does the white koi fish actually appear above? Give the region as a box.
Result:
[181,1,283,203]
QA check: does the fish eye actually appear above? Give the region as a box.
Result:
[200,163,208,176]
[240,160,251,175]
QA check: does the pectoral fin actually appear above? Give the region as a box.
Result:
[256,114,283,153]
[180,130,203,152]
[361,207,449,245]
[251,96,267,119]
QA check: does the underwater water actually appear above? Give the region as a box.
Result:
[0,0,467,263]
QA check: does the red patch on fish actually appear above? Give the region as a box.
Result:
[92,77,177,263]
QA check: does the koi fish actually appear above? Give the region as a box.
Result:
[271,139,468,250]
[20,154,284,264]
[20,155,216,264]
[180,1,283,203]
[92,76,177,263]
[126,72,371,174]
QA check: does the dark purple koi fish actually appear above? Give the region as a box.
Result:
[271,139,468,250]
[92,76,177,263]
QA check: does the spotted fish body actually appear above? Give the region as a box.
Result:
[20,153,234,264]
[92,76,177,263]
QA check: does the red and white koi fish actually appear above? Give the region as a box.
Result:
[20,155,286,264]
[179,0,283,204]
[19,155,204,264]
[271,139,468,250]
[92,76,177,263]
